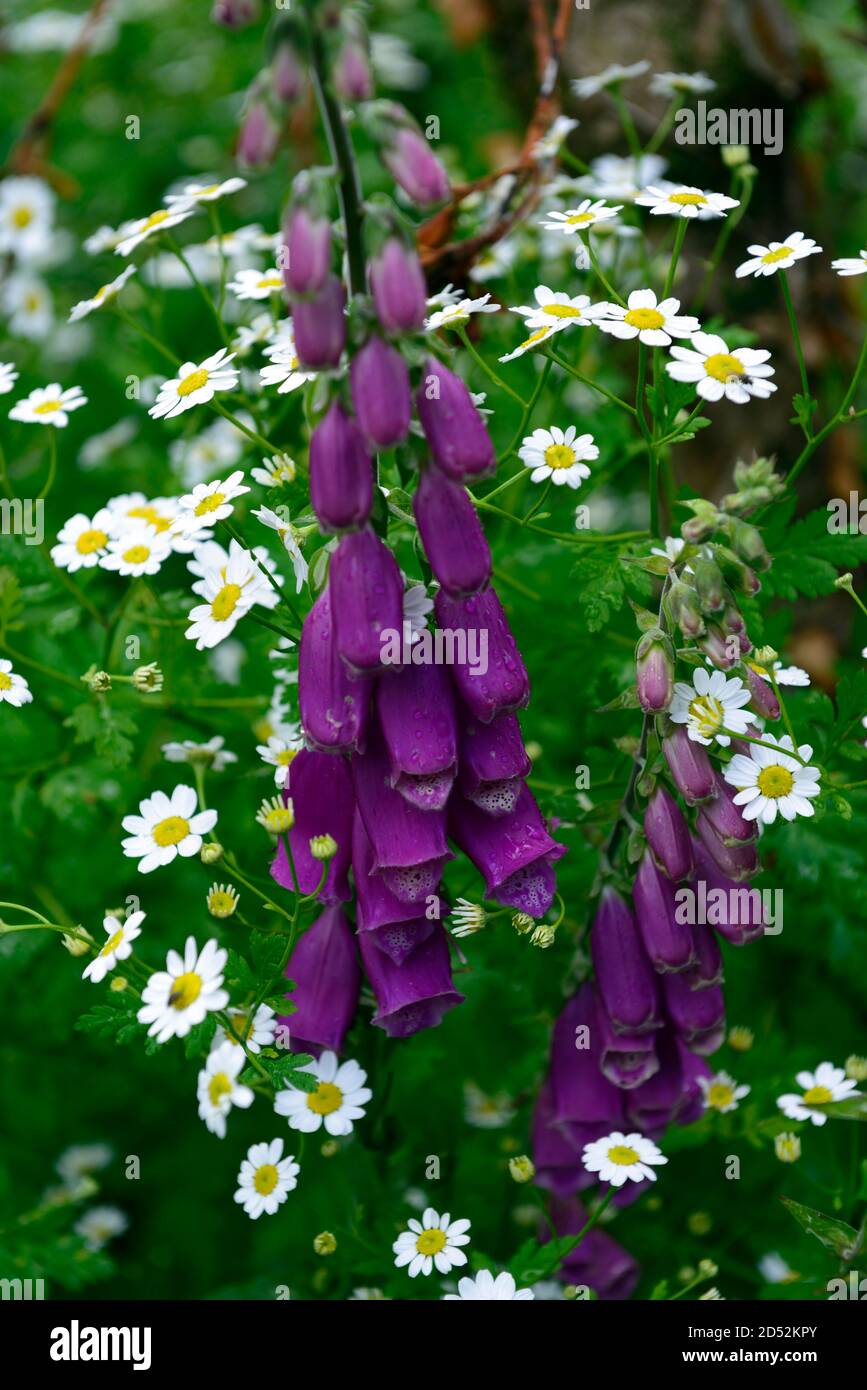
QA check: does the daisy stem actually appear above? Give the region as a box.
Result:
[218,1010,273,1084]
[112,304,180,366]
[779,271,811,424]
[609,87,642,158]
[694,165,756,313]
[544,347,637,415]
[726,730,813,768]
[521,478,551,526]
[582,231,626,306]
[457,327,527,406]
[472,497,645,545]
[475,469,527,505]
[0,901,53,924]
[655,399,705,446]
[644,95,682,155]
[247,608,301,643]
[835,574,867,622]
[635,342,652,441]
[663,218,687,299]
[535,1188,616,1279]
[558,147,591,176]
[37,430,57,501]
[165,233,231,347]
[647,447,660,537]
[500,356,553,463]
[785,329,867,486]
[220,855,296,930]
[209,400,284,461]
[768,670,799,748]
[209,204,228,319]
[0,640,82,691]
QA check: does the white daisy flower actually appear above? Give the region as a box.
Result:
[580,153,668,202]
[666,331,777,404]
[463,1081,515,1129]
[753,660,810,688]
[149,348,239,420]
[215,1003,277,1055]
[162,735,237,771]
[84,224,122,255]
[251,453,297,488]
[100,525,173,578]
[635,183,739,220]
[165,177,247,208]
[197,1041,255,1138]
[499,324,558,362]
[0,362,19,395]
[235,312,280,352]
[251,505,308,593]
[831,250,867,278]
[518,425,598,488]
[597,288,700,347]
[571,61,650,99]
[121,785,218,874]
[758,1252,797,1285]
[256,730,303,787]
[172,469,250,535]
[274,1051,373,1137]
[669,666,752,746]
[185,546,263,649]
[532,114,579,160]
[443,1270,534,1300]
[392,1207,472,1277]
[0,176,55,258]
[82,911,144,984]
[56,1144,113,1185]
[3,273,53,340]
[260,331,317,395]
[234,1138,299,1219]
[227,266,284,301]
[114,206,194,257]
[188,537,282,610]
[424,294,499,332]
[9,383,87,427]
[137,935,228,1042]
[425,283,464,311]
[698,1071,751,1114]
[450,898,487,938]
[650,71,715,97]
[540,200,622,235]
[468,239,519,283]
[74,1206,128,1250]
[723,735,821,825]
[776,1062,861,1127]
[0,659,32,708]
[104,491,176,538]
[510,285,609,333]
[581,1131,667,1186]
[68,266,136,322]
[735,232,822,279]
[50,509,114,572]
[403,582,433,642]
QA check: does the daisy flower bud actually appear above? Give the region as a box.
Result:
[688,1211,712,1235]
[845,1055,867,1082]
[110,976,128,993]
[727,1025,754,1051]
[512,912,534,934]
[774,1133,801,1163]
[530,924,556,949]
[62,930,93,957]
[207,883,239,918]
[699,1259,719,1277]
[508,1155,536,1184]
[314,1231,337,1256]
[257,796,295,836]
[83,668,112,693]
[722,144,750,167]
[321,1139,339,1157]
[201,841,224,865]
[131,662,163,693]
[309,833,338,862]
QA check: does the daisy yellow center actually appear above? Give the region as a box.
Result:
[257,276,282,290]
[177,367,209,397]
[0,673,12,690]
[544,444,576,470]
[688,693,724,738]
[169,970,201,1009]
[543,304,582,318]
[123,544,151,565]
[565,212,595,224]
[415,1228,447,1256]
[211,582,242,622]
[12,205,33,228]
[704,353,744,383]
[225,1013,251,1043]
[761,246,792,264]
[756,764,794,799]
[624,307,665,330]
[141,209,171,233]
[706,1082,735,1110]
[93,284,112,303]
[25,294,41,312]
[75,528,108,554]
[519,328,551,350]
[607,1144,640,1166]
[307,1081,343,1116]
[197,185,221,196]
[152,814,190,847]
[208,1073,233,1105]
[276,748,298,766]
[194,492,226,516]
[262,808,291,831]
[33,400,61,415]
[669,192,707,206]
[253,1163,279,1195]
[100,929,124,957]
[209,890,237,917]
[127,505,172,532]
[802,1084,833,1105]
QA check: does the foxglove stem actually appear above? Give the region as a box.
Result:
[307,16,366,296]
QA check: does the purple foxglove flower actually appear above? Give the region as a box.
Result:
[700,771,757,846]
[309,401,373,535]
[547,987,625,1128]
[591,888,660,1034]
[684,922,724,990]
[382,126,450,206]
[636,629,675,713]
[644,785,693,881]
[448,782,565,917]
[416,357,496,481]
[626,1031,711,1131]
[272,40,305,104]
[413,466,491,599]
[283,207,332,294]
[594,991,660,1088]
[662,725,715,804]
[730,720,763,757]
[330,529,404,676]
[270,749,353,903]
[212,0,259,28]
[291,272,346,368]
[377,662,457,810]
[352,727,451,903]
[745,662,781,720]
[278,905,359,1055]
[675,1042,714,1124]
[369,236,427,334]
[358,923,464,1037]
[632,850,695,972]
[237,100,279,168]
[695,811,758,881]
[349,336,411,448]
[334,36,373,101]
[457,706,531,816]
[689,838,766,945]
[548,1197,640,1301]
[434,586,529,723]
[662,973,726,1055]
[532,1082,589,1198]
[699,624,737,669]
[721,601,747,636]
[352,812,440,963]
[298,588,372,753]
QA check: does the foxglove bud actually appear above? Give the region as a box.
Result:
[635,628,674,713]
[381,122,450,206]
[352,728,451,903]
[283,207,332,295]
[291,272,346,368]
[457,707,531,816]
[416,357,496,481]
[352,812,440,963]
[359,923,464,1037]
[692,556,726,613]
[434,586,529,722]
[330,529,403,676]
[272,40,305,104]
[644,786,693,880]
[212,0,259,28]
[685,922,724,990]
[700,772,757,846]
[680,499,720,543]
[237,100,279,168]
[413,466,491,598]
[665,578,705,638]
[349,335,411,447]
[632,851,695,972]
[590,889,660,1034]
[270,749,353,904]
[690,838,766,944]
[745,662,781,720]
[720,601,747,636]
[594,996,660,1089]
[724,517,770,571]
[298,589,372,753]
[662,973,726,1056]
[663,726,715,804]
[279,905,360,1055]
[309,402,373,533]
[698,624,737,670]
[695,812,759,881]
[334,26,373,101]
[716,545,761,595]
[377,662,458,811]
[369,236,427,334]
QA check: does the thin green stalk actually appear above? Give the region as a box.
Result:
[457,326,527,406]
[609,87,642,157]
[544,347,636,415]
[663,218,688,298]
[37,430,57,501]
[582,231,626,305]
[645,95,682,155]
[779,271,811,421]
[165,232,230,346]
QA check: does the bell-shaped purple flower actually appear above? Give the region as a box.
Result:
[416,357,496,481]
[746,663,781,720]
[547,987,626,1128]
[685,919,724,990]
[434,586,529,723]
[309,401,373,535]
[448,782,565,917]
[369,236,427,334]
[532,1082,589,1198]
[237,99,280,168]
[330,529,404,676]
[636,629,674,713]
[349,336,411,448]
[352,726,451,903]
[548,1197,640,1301]
[279,905,360,1055]
[662,725,715,804]
[662,973,726,1055]
[699,624,737,670]
[632,850,695,972]
[457,706,531,816]
[689,839,766,944]
[377,662,457,810]
[644,785,693,881]
[594,991,660,1089]
[283,207,332,295]
[695,811,758,881]
[334,34,373,101]
[213,0,259,31]
[591,888,660,1035]
[701,772,757,846]
[382,126,450,206]
[291,272,346,369]
[270,749,353,903]
[352,812,440,963]
[626,1030,711,1132]
[358,923,464,1037]
[298,588,372,753]
[272,40,305,104]
[413,466,491,598]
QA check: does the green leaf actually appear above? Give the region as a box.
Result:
[763,509,867,601]
[183,1015,217,1059]
[75,999,146,1048]
[571,548,626,632]
[0,567,24,633]
[790,392,818,431]
[64,699,137,768]
[780,1196,861,1259]
[820,1095,867,1121]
